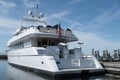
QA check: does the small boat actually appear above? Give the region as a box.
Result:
[7,4,105,78]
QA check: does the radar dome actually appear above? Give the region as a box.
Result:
[28,10,32,15]
[40,13,44,17]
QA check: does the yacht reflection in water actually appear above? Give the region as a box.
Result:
[6,65,46,80]
[6,64,105,80]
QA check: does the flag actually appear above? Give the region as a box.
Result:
[57,23,62,37]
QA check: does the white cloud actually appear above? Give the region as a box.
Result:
[0,1,16,14]
[45,11,70,20]
[45,11,71,25]
[69,0,83,5]
[70,30,120,54]
[0,18,19,28]
[88,7,120,29]
[61,6,120,54]
[45,11,85,30]
[23,0,39,8]
[61,18,85,30]
[0,1,15,7]
[0,17,19,35]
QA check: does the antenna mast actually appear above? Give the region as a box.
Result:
[78,42,84,49]
[36,3,39,15]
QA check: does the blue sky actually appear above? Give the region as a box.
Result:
[0,0,120,54]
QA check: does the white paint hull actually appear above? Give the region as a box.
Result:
[8,55,58,72]
[7,6,105,77]
[7,47,105,77]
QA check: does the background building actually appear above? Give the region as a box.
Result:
[102,50,111,61]
[113,49,120,61]
[92,48,100,60]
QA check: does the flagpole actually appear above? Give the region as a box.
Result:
[57,18,61,37]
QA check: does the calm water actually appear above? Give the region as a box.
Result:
[0,60,120,80]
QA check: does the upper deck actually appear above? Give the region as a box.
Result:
[7,6,78,47]
[7,25,78,46]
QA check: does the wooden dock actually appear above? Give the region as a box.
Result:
[101,62,120,75]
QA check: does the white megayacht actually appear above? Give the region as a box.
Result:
[7,5,105,77]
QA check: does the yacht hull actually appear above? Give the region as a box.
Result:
[7,47,105,78]
[9,62,105,78]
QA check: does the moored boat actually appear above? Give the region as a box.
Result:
[7,4,105,77]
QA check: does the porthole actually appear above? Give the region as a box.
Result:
[41,61,44,64]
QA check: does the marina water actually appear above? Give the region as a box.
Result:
[0,60,119,80]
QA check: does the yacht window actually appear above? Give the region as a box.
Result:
[37,41,42,47]
[42,40,47,46]
[36,38,66,47]
[50,41,55,46]
[9,42,24,50]
[50,39,59,46]
[59,47,64,59]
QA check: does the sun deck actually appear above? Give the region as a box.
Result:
[7,26,78,47]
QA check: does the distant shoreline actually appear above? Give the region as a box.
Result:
[0,55,8,59]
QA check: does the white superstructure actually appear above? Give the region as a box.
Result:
[7,5,105,77]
